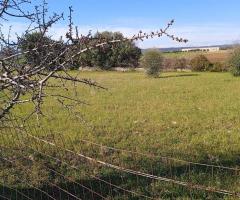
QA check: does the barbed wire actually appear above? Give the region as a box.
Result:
[20,130,240,198]
[6,150,156,200]
[18,110,240,176]
[73,138,240,172]
[0,158,58,200]
[0,176,34,200]
[23,94,239,174]
[1,117,240,199]
[1,122,158,199]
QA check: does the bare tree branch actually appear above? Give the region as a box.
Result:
[0,0,188,123]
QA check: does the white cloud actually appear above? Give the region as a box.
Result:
[45,23,240,48]
[2,21,240,48]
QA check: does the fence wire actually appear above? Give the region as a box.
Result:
[0,118,239,200]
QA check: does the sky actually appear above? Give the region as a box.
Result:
[4,0,240,48]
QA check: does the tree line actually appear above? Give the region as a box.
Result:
[15,31,240,77]
[19,31,142,70]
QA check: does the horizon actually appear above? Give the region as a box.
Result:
[3,0,240,48]
[142,44,234,50]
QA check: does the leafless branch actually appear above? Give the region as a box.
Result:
[0,0,188,123]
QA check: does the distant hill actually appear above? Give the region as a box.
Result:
[142,44,235,53]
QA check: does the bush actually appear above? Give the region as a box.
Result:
[140,49,163,77]
[20,32,52,65]
[19,32,65,69]
[162,58,175,71]
[209,62,228,72]
[229,48,240,76]
[190,55,211,71]
[174,58,187,71]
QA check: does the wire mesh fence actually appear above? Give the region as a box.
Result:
[0,118,239,200]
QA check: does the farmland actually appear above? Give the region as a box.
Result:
[9,71,240,163]
[164,50,232,63]
[1,71,240,199]
[58,71,239,161]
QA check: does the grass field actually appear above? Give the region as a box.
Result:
[25,71,240,163]
[163,50,232,63]
[1,71,240,199]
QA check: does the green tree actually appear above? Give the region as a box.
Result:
[229,47,240,76]
[19,32,64,69]
[79,31,141,70]
[140,49,163,77]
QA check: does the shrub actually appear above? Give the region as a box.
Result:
[163,58,175,71]
[140,49,163,77]
[190,55,211,71]
[19,32,65,69]
[209,62,228,72]
[229,48,240,76]
[174,58,187,71]
[20,32,52,65]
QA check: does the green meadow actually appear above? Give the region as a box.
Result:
[1,71,240,199]
[26,71,240,163]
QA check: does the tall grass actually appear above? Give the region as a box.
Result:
[1,71,240,199]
